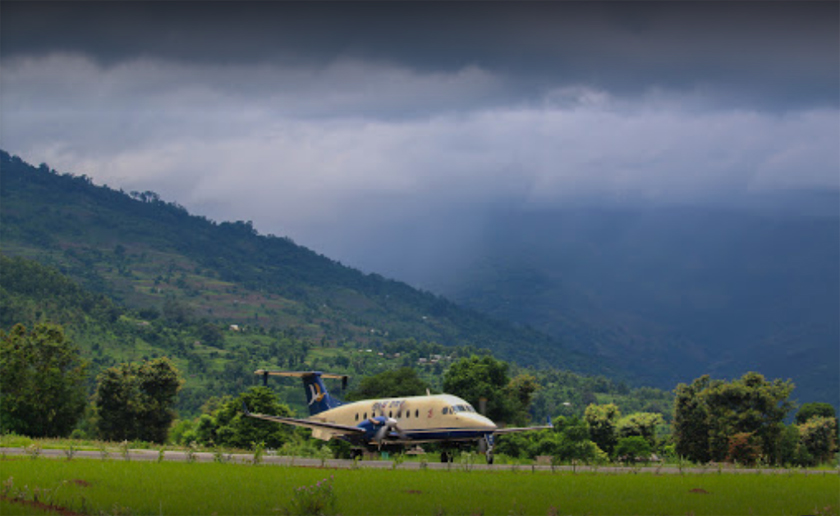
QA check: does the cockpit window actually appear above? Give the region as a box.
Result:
[442,407,449,415]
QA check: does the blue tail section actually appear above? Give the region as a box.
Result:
[252,369,346,416]
[301,372,343,416]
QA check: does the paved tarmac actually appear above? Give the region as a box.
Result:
[2,447,837,475]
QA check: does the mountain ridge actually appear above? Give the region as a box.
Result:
[0,149,614,379]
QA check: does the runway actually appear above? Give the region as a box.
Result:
[2,447,835,474]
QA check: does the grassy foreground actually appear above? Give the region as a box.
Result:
[0,457,837,516]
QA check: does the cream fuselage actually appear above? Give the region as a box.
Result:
[307,394,497,443]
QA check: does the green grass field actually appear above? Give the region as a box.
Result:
[1,457,837,515]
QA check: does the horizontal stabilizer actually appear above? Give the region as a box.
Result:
[253,370,348,381]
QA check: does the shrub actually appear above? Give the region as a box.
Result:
[279,476,336,516]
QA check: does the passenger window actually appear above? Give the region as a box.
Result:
[415,409,419,418]
[355,413,359,421]
[389,411,393,418]
[363,412,367,419]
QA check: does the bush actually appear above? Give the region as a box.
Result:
[279,476,336,516]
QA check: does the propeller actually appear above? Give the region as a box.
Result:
[369,416,406,446]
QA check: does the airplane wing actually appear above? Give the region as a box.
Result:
[242,403,366,437]
[493,419,554,435]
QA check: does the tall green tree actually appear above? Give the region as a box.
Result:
[506,373,540,426]
[95,357,183,443]
[345,367,429,401]
[673,375,712,463]
[443,355,518,423]
[584,403,621,455]
[0,323,88,437]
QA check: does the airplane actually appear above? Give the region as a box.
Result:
[242,370,552,464]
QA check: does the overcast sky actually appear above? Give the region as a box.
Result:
[1,1,838,268]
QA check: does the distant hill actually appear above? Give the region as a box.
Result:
[360,203,840,407]
[0,252,672,420]
[0,150,613,379]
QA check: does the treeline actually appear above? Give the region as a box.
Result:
[167,357,838,468]
[1,319,836,466]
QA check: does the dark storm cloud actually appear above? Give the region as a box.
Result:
[3,1,838,110]
[1,1,837,263]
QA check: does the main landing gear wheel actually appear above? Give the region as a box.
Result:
[440,451,450,463]
[481,434,495,465]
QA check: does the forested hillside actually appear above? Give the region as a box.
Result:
[0,150,614,378]
[0,253,670,421]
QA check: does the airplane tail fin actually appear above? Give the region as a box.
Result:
[254,370,346,416]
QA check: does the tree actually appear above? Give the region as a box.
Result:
[196,322,225,348]
[616,412,663,448]
[197,387,294,449]
[444,355,516,423]
[545,415,605,463]
[95,357,183,443]
[703,372,793,463]
[506,373,540,426]
[162,296,192,325]
[798,416,838,465]
[795,402,837,425]
[584,403,621,455]
[498,415,606,464]
[0,324,88,437]
[673,375,712,463]
[775,424,805,467]
[672,372,794,464]
[345,368,429,401]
